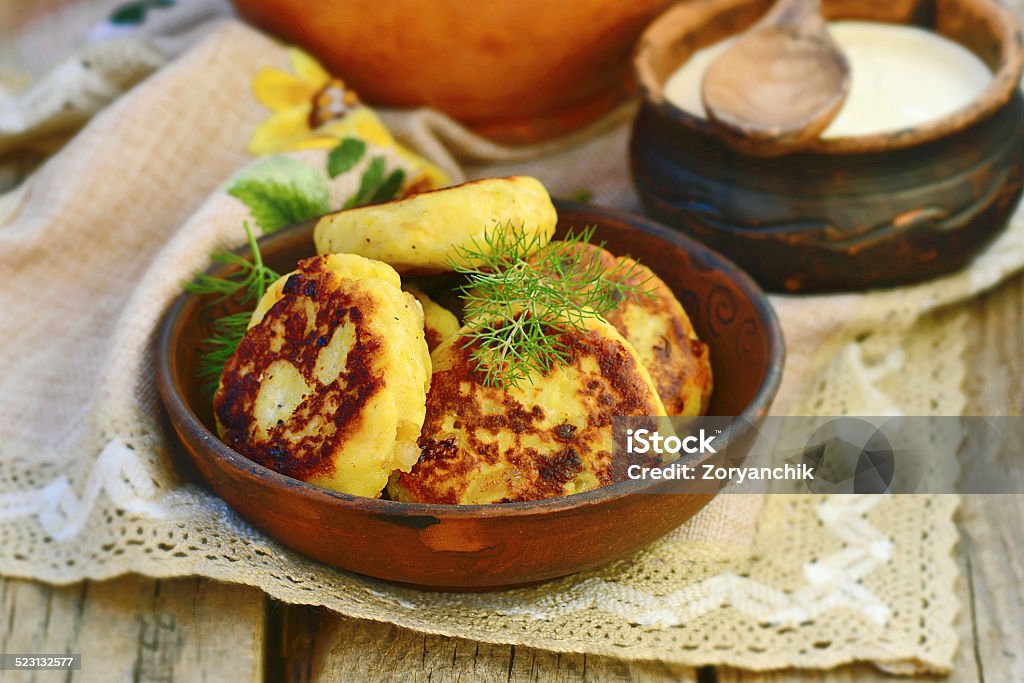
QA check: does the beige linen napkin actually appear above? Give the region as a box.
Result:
[1,19,1022,674]
[0,0,233,189]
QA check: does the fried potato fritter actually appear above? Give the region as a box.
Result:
[538,242,713,416]
[387,317,666,504]
[214,254,431,498]
[313,176,557,273]
[404,284,460,353]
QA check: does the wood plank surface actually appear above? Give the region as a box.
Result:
[718,665,904,682]
[0,575,266,683]
[955,270,1024,683]
[267,605,699,683]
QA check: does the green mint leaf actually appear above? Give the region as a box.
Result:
[327,138,366,178]
[371,169,405,204]
[358,156,387,200]
[109,3,147,23]
[343,155,387,209]
[227,156,330,233]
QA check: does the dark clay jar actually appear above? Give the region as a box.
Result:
[630,0,1024,292]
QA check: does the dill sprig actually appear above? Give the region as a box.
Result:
[185,222,280,395]
[452,223,655,389]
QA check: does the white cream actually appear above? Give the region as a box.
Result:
[663,21,992,138]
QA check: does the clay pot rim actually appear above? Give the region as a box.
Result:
[156,201,785,520]
[634,0,1024,155]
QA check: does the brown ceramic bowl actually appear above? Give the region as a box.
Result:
[231,0,673,144]
[631,0,1024,292]
[156,202,783,589]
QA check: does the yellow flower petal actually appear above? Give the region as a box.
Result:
[288,48,330,88]
[252,66,318,112]
[316,108,394,147]
[247,106,313,156]
[284,134,343,152]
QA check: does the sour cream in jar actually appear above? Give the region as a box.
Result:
[663,21,992,138]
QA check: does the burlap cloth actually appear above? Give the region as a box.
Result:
[3,8,1024,675]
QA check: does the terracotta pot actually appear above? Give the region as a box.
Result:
[231,0,673,143]
[156,202,784,589]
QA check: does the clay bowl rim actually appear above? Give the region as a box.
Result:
[633,0,1024,155]
[156,200,784,520]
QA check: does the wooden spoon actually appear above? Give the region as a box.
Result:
[701,0,850,156]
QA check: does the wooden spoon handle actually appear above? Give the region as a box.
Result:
[699,0,849,156]
[762,0,825,32]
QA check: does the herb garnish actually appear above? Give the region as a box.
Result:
[327,137,406,209]
[190,145,407,397]
[185,222,280,395]
[452,223,654,389]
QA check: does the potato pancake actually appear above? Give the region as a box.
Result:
[214,253,431,498]
[537,242,713,416]
[404,284,460,353]
[313,176,557,273]
[388,317,666,504]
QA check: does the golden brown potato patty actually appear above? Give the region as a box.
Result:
[537,241,713,416]
[313,176,557,273]
[388,317,666,504]
[214,254,431,497]
[404,284,460,353]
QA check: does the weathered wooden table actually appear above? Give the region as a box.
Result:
[2,272,1021,682]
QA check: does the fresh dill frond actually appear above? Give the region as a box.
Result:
[185,222,279,304]
[194,312,251,396]
[185,221,280,396]
[451,222,655,389]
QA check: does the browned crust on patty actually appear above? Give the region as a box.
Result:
[214,266,384,481]
[531,242,713,415]
[392,318,664,504]
[603,256,713,415]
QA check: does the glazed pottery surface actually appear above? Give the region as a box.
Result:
[232,0,673,143]
[156,202,784,589]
